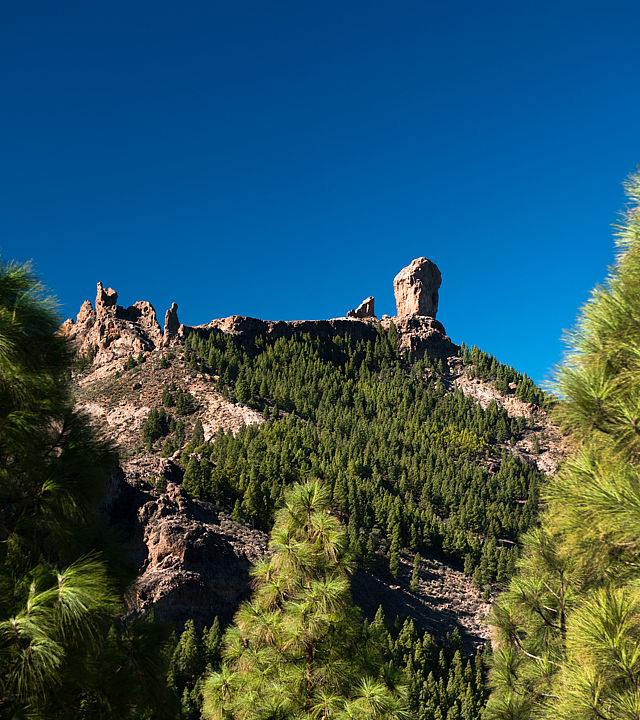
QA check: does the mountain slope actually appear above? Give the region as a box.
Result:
[64,262,561,647]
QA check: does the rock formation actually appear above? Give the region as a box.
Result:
[393,257,441,317]
[347,296,375,319]
[63,259,456,372]
[61,283,162,366]
[95,282,119,316]
[163,302,180,343]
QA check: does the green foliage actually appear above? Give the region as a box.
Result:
[142,407,174,449]
[175,388,196,416]
[181,328,543,582]
[166,618,223,719]
[125,355,137,371]
[487,172,640,719]
[202,480,409,719]
[371,610,489,720]
[162,384,175,407]
[192,418,205,446]
[0,260,169,718]
[410,553,421,592]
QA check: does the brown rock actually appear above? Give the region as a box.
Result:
[393,257,441,317]
[96,282,118,316]
[63,285,162,367]
[118,301,162,347]
[164,302,180,342]
[77,300,96,325]
[347,296,375,319]
[391,315,457,359]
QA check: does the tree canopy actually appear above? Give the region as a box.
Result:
[0,261,169,719]
[202,479,409,720]
[487,172,640,719]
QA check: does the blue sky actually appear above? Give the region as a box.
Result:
[2,1,640,385]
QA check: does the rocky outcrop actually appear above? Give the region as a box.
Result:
[77,299,96,325]
[61,283,162,366]
[96,282,118,315]
[64,259,456,372]
[117,301,162,346]
[180,314,456,360]
[392,315,456,358]
[124,482,268,628]
[347,296,375,319]
[163,302,180,343]
[394,257,441,317]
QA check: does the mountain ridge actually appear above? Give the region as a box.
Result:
[63,259,564,648]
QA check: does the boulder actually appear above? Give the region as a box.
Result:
[347,296,375,319]
[393,257,441,317]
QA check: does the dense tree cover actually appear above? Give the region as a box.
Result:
[0,261,170,718]
[166,601,489,719]
[174,325,544,585]
[381,612,489,720]
[166,618,223,719]
[202,480,409,719]
[487,173,640,719]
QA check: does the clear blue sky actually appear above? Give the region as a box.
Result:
[3,1,640,385]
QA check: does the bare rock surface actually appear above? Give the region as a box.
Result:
[64,276,457,371]
[164,302,180,343]
[61,283,162,366]
[96,282,119,314]
[347,296,375,319]
[385,315,457,359]
[353,554,491,647]
[107,478,269,629]
[393,257,442,317]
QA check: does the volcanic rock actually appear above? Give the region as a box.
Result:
[164,302,180,343]
[393,257,441,317]
[392,315,456,358]
[108,476,269,628]
[77,299,96,325]
[96,282,119,316]
[61,285,162,366]
[347,296,375,319]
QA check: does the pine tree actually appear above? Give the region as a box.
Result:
[202,479,408,719]
[487,172,640,719]
[192,418,205,445]
[0,261,170,718]
[410,553,421,592]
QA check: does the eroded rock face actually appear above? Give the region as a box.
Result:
[164,302,180,343]
[107,476,269,628]
[347,296,375,319]
[391,315,456,359]
[96,282,119,316]
[61,284,162,366]
[106,470,488,643]
[393,257,441,317]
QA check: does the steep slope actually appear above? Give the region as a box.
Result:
[65,259,562,646]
